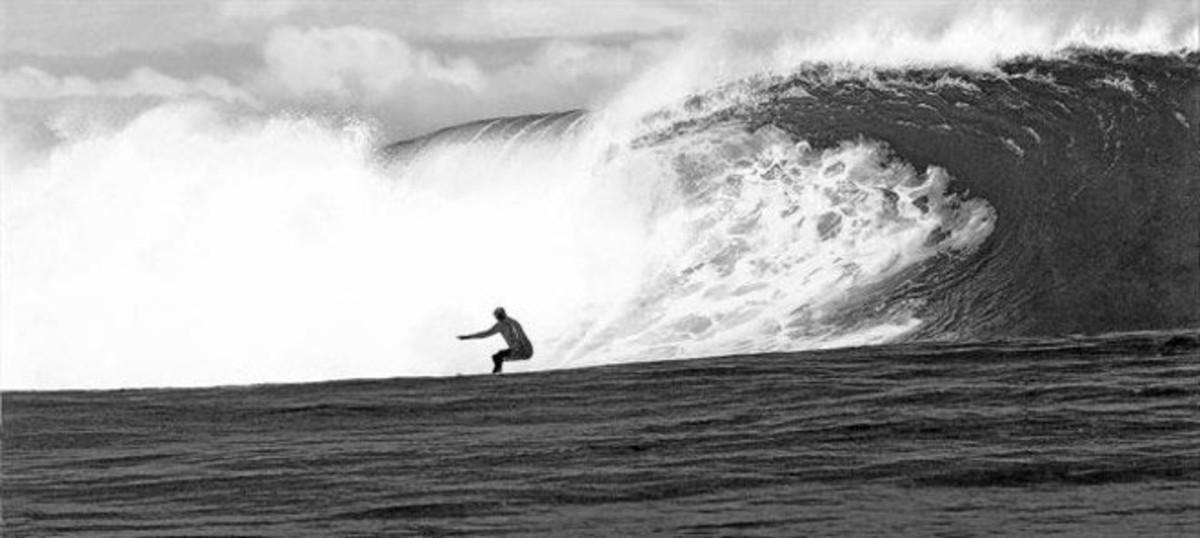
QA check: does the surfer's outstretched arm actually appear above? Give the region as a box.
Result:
[458,323,499,340]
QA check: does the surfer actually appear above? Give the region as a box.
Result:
[457,307,533,374]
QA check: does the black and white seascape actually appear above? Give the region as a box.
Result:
[3,1,1198,535]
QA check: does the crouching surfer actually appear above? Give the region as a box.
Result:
[457,307,533,374]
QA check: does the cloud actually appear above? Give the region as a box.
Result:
[0,66,259,105]
[1,0,697,56]
[242,25,681,138]
[258,26,487,103]
[434,0,697,40]
[0,25,679,144]
[218,0,301,21]
[492,38,676,103]
[524,40,650,80]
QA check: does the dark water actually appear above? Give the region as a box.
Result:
[750,51,1200,339]
[5,330,1198,536]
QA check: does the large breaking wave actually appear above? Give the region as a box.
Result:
[384,50,1200,367]
[385,111,999,366]
[3,50,1197,389]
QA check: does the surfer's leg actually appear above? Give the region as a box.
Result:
[492,349,511,374]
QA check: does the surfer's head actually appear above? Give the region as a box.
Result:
[493,307,507,321]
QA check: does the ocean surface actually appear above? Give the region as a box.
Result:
[4,330,1198,536]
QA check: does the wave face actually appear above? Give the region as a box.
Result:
[754,51,1200,341]
[384,51,1200,367]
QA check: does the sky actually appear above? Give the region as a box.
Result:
[1,0,702,142]
[3,0,1196,144]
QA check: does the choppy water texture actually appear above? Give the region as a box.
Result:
[4,330,1198,536]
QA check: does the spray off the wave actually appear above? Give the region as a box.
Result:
[0,103,642,389]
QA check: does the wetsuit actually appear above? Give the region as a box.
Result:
[489,318,533,373]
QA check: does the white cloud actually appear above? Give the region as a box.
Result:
[258,26,487,102]
[493,38,675,102]
[1,0,698,56]
[0,66,259,105]
[526,41,644,80]
[4,0,1194,60]
[219,0,301,21]
[0,26,675,144]
[435,0,697,40]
